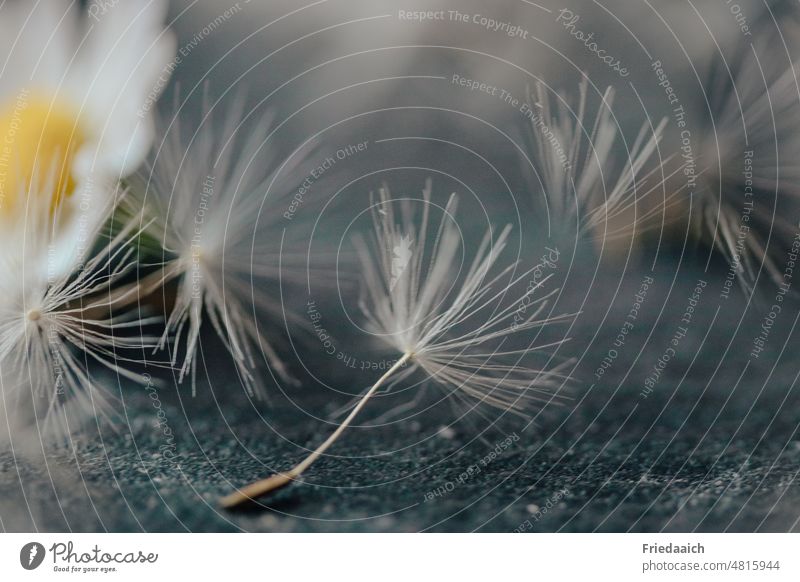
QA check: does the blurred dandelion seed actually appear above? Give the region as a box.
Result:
[0,178,158,443]
[524,79,677,245]
[136,99,314,397]
[696,26,800,294]
[220,181,572,507]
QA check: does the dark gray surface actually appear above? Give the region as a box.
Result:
[2,259,799,532]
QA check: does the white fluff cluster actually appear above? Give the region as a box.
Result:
[696,34,800,293]
[524,80,674,244]
[135,103,310,396]
[0,1,173,443]
[355,183,570,413]
[0,177,153,442]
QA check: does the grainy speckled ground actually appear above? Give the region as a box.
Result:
[2,259,799,532]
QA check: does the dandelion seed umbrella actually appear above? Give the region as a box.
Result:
[220,183,570,507]
[0,178,157,443]
[695,25,800,293]
[134,102,314,397]
[523,79,676,246]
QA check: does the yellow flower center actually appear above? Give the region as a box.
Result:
[0,92,85,214]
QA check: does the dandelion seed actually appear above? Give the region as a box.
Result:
[0,176,157,444]
[696,28,800,293]
[220,182,571,507]
[136,99,314,397]
[523,79,675,245]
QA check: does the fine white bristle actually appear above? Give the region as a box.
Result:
[354,182,571,413]
[136,99,313,396]
[697,33,800,293]
[0,175,155,443]
[524,79,673,244]
[220,181,572,507]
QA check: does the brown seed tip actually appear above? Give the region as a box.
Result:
[219,472,295,509]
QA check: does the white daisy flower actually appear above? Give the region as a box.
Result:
[137,101,312,396]
[220,182,571,507]
[523,80,676,245]
[0,0,175,275]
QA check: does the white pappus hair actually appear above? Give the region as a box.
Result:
[0,177,153,444]
[219,181,572,507]
[354,182,571,412]
[137,100,312,396]
[523,79,677,244]
[697,26,800,293]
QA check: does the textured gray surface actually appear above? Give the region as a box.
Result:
[2,260,799,532]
